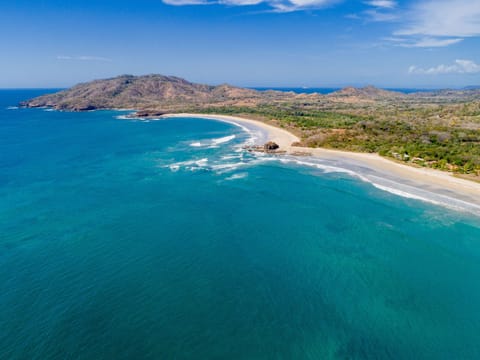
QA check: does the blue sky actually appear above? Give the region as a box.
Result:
[1,0,480,88]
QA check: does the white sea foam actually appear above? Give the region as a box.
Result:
[43,108,55,112]
[225,173,248,181]
[195,158,208,166]
[210,157,272,174]
[370,183,443,205]
[201,117,265,148]
[210,161,252,174]
[166,158,209,172]
[211,135,236,145]
[6,106,18,110]
[189,135,236,148]
[277,157,369,181]
[221,155,241,160]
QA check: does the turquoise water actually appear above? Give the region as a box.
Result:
[2,90,480,359]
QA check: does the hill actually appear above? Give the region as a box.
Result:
[328,85,405,101]
[21,74,266,111]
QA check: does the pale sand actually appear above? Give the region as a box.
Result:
[161,113,480,210]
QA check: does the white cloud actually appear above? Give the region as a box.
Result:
[222,0,264,4]
[348,0,398,23]
[161,0,340,11]
[407,37,464,48]
[388,0,480,48]
[396,0,480,38]
[409,59,480,75]
[57,55,112,62]
[162,0,210,4]
[386,37,464,48]
[365,0,396,9]
[364,9,398,22]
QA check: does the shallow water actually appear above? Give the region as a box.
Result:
[2,90,480,359]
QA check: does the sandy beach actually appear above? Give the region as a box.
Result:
[162,113,480,212]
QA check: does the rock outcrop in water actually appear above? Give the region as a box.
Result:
[264,141,280,151]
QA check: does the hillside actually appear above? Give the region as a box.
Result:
[328,85,405,102]
[21,74,267,111]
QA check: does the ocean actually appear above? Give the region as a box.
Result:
[2,90,480,359]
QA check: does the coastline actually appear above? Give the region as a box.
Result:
[160,113,300,150]
[161,113,480,213]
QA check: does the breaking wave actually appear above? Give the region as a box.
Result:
[189,135,236,148]
[212,135,236,145]
[225,173,249,181]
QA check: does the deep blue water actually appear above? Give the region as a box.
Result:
[2,90,480,359]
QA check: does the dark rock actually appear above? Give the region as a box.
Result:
[134,110,167,118]
[74,105,96,111]
[264,141,280,151]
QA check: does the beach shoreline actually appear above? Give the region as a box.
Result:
[161,113,480,212]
